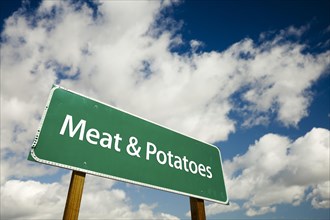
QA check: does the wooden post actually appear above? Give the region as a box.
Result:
[63,171,86,220]
[190,197,206,220]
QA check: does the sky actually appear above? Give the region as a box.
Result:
[0,0,329,219]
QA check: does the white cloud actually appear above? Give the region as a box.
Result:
[2,0,329,147]
[190,39,204,52]
[228,37,329,127]
[0,155,58,185]
[0,174,179,220]
[185,201,239,217]
[1,180,66,219]
[245,205,276,217]
[205,202,240,216]
[224,127,330,216]
[80,175,179,219]
[308,181,330,209]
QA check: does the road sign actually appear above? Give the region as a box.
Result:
[28,85,228,204]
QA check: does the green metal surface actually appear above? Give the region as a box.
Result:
[28,86,228,204]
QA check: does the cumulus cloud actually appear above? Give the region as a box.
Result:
[0,174,179,220]
[245,205,276,217]
[224,128,330,216]
[1,179,66,219]
[1,0,329,149]
[186,201,239,217]
[0,155,58,184]
[1,0,330,218]
[205,202,240,216]
[308,181,330,209]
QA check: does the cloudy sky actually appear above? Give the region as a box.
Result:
[1,0,329,219]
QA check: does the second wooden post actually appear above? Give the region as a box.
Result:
[190,197,206,220]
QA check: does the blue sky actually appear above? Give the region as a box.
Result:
[1,0,329,219]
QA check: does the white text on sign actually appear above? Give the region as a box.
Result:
[59,114,213,178]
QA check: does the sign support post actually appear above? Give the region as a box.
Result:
[63,171,86,220]
[190,197,206,220]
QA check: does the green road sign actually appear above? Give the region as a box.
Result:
[28,85,228,204]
